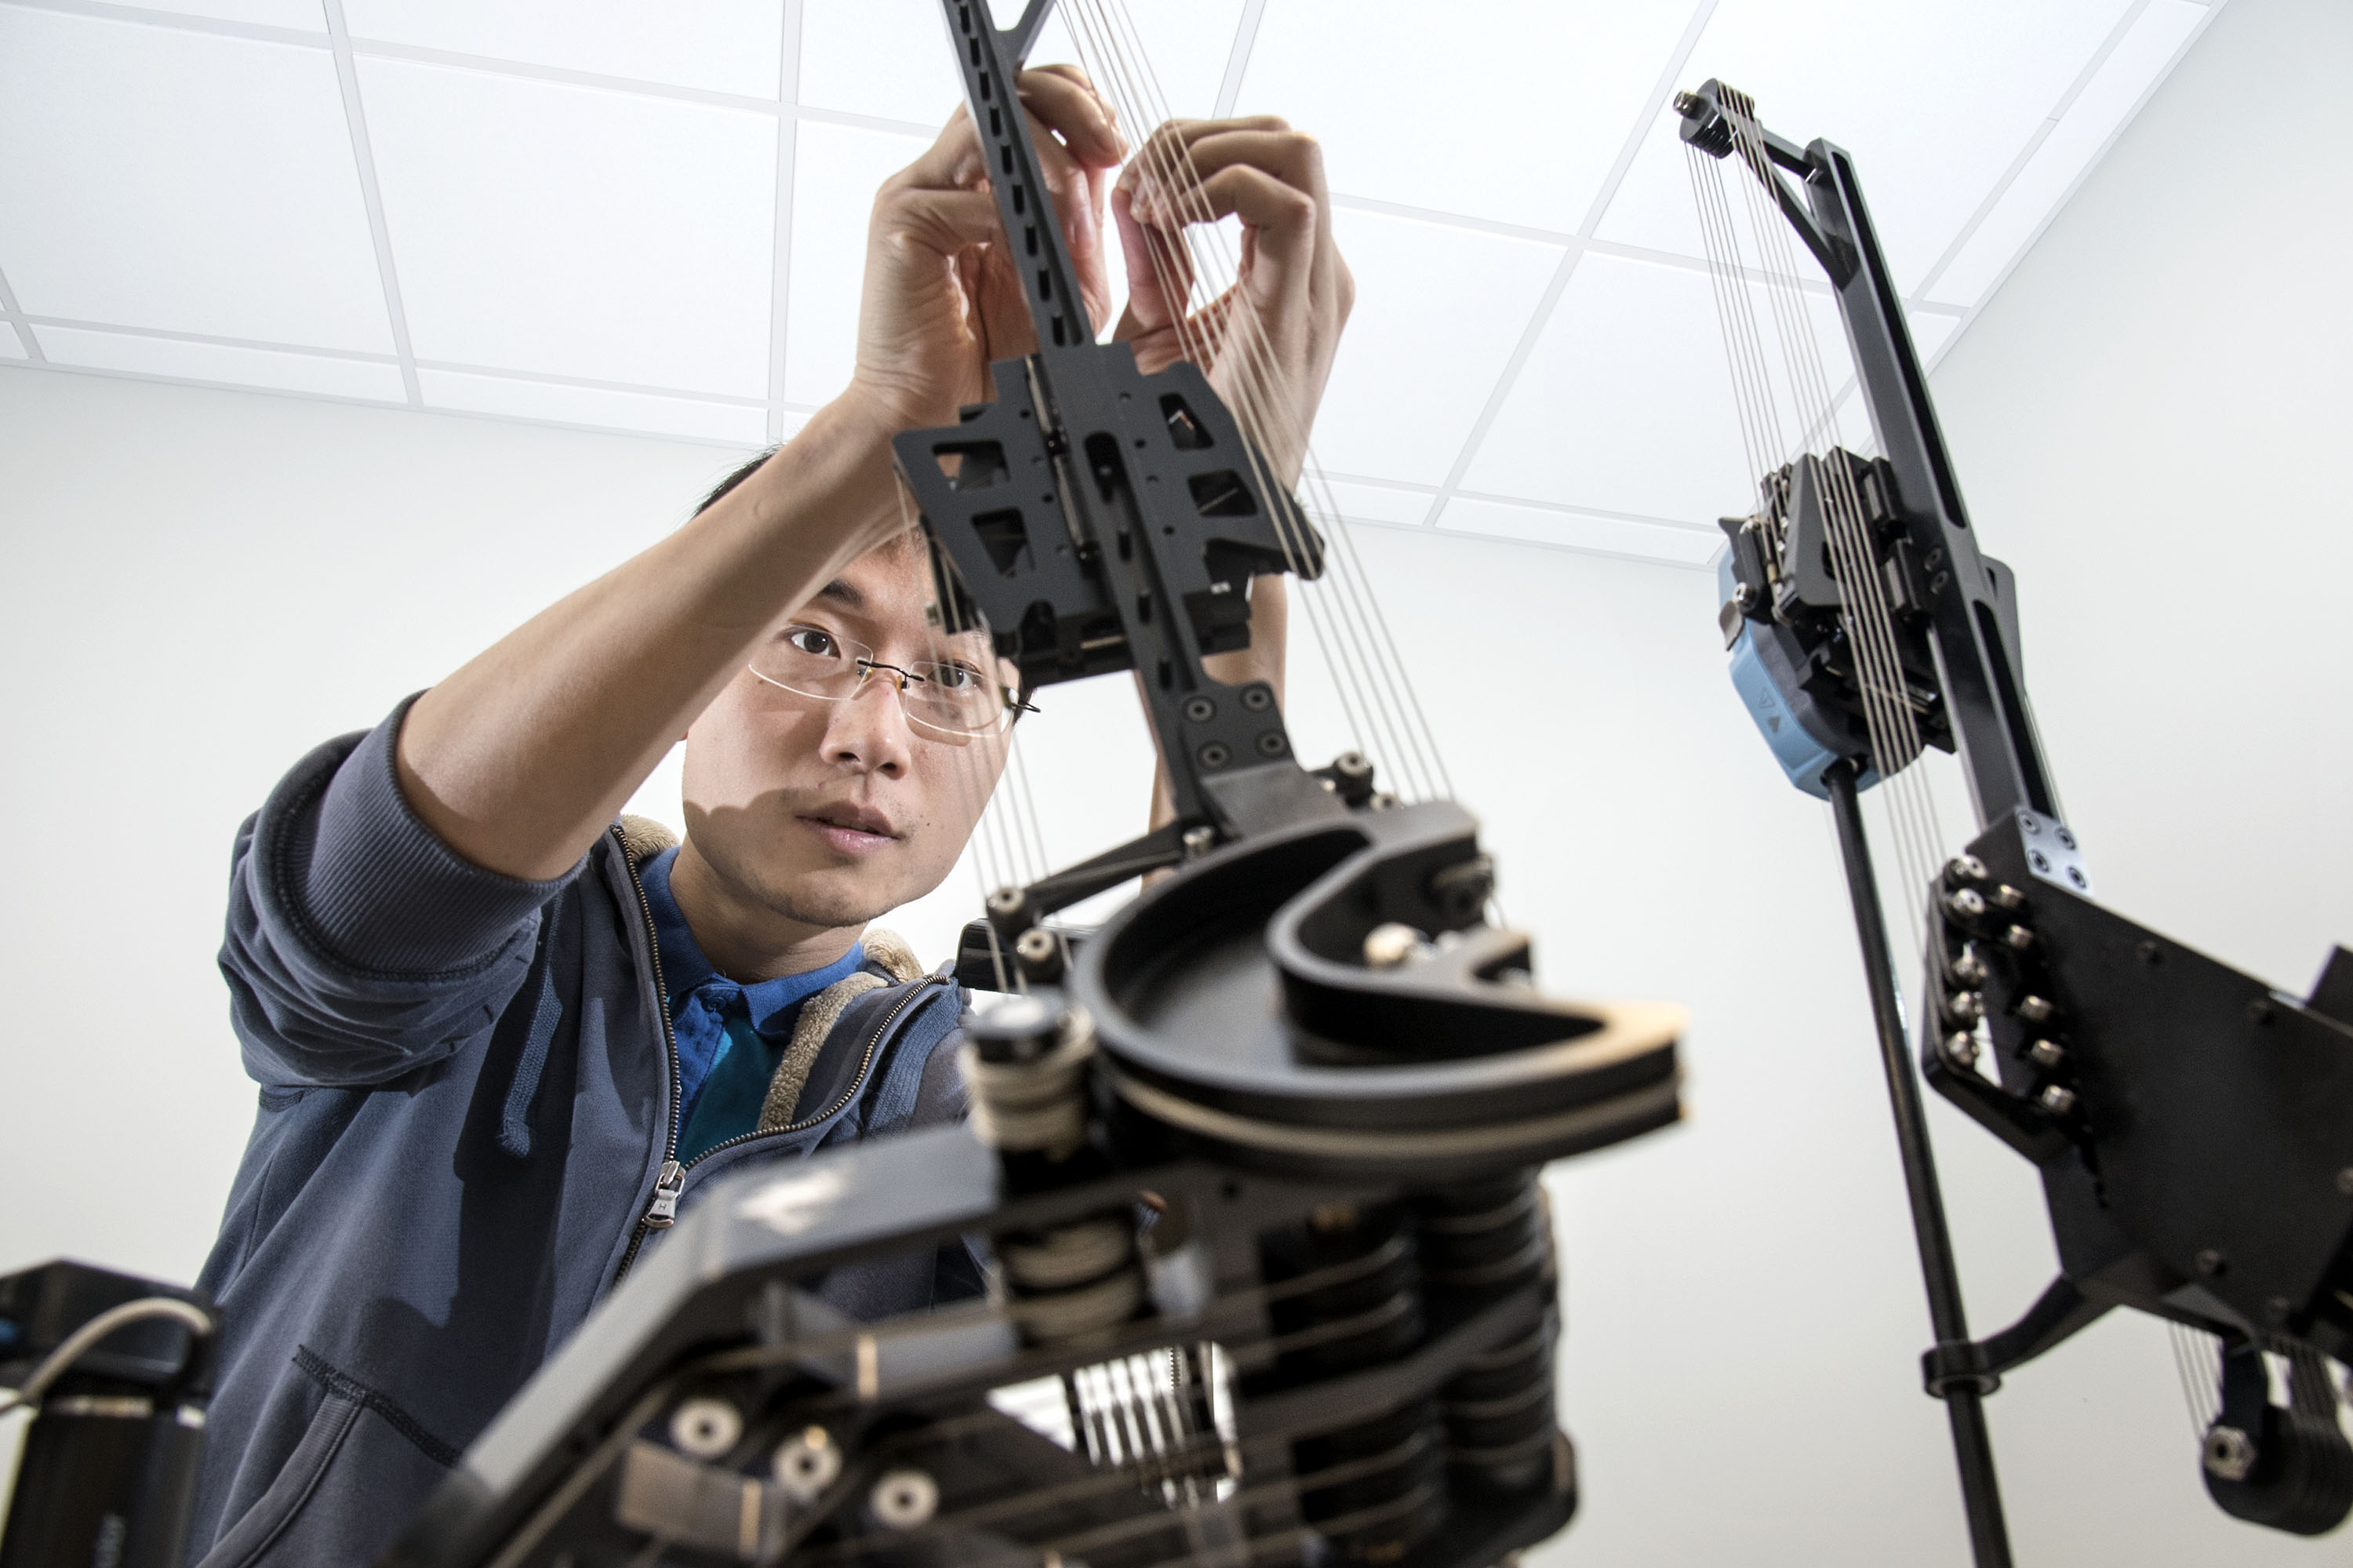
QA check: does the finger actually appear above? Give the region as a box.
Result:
[1016,65,1125,168]
[1151,129,1329,212]
[1111,185,1177,335]
[1134,164,1316,266]
[1021,103,1100,260]
[1114,116,1297,197]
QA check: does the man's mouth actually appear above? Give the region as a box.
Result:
[795,802,900,856]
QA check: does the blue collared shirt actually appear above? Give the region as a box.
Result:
[639,846,867,1163]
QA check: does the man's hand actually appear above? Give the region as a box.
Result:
[1111,117,1354,486]
[846,65,1125,437]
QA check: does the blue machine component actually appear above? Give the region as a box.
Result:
[1717,551,1878,801]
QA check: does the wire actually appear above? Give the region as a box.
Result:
[0,1296,216,1418]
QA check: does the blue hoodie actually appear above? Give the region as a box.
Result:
[184,699,972,1568]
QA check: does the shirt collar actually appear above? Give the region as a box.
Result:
[639,845,867,1034]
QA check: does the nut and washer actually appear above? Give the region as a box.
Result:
[871,1468,940,1530]
[668,1397,743,1461]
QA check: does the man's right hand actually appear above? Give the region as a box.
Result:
[845,65,1125,438]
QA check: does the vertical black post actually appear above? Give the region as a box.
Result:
[1824,761,2014,1568]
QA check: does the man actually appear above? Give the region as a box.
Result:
[182,67,1351,1568]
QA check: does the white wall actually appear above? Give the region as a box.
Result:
[1,0,2348,1560]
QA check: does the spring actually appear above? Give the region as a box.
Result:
[962,992,1144,1344]
[1415,1173,1558,1494]
[1258,1203,1448,1562]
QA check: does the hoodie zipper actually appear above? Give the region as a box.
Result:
[611,827,685,1288]
[607,831,948,1287]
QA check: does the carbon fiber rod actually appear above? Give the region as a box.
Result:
[1826,761,2015,1568]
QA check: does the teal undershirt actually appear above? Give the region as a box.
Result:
[639,846,867,1165]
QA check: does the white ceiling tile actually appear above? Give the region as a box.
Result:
[36,325,406,400]
[416,369,768,445]
[798,0,962,125]
[363,57,776,396]
[0,8,392,351]
[130,0,325,29]
[2,327,29,360]
[1308,208,1564,486]
[1594,0,2137,293]
[782,120,933,407]
[1907,308,1961,366]
[1305,475,1435,527]
[1438,495,1722,566]
[341,0,783,98]
[1924,0,2205,307]
[1464,253,1853,525]
[1237,0,1693,232]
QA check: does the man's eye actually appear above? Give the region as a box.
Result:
[933,663,981,690]
[785,627,838,657]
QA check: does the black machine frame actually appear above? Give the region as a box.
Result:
[1681,77,2353,1560]
[365,7,1686,1566]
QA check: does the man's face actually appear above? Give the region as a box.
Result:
[682,541,1013,932]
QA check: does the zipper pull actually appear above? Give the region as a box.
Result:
[643,1160,686,1229]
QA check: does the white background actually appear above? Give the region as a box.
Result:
[2,0,2350,1562]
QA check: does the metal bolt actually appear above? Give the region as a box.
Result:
[870,1468,940,1530]
[2028,1039,2065,1070]
[773,1426,842,1502]
[2038,1084,2077,1117]
[1013,926,1062,982]
[1181,824,1217,860]
[2017,995,2056,1024]
[2028,849,2051,874]
[1362,922,1427,970]
[2195,1249,2227,1278]
[669,1397,744,1460]
[2204,1425,2257,1483]
[1945,853,1988,885]
[2056,828,2076,850]
[1947,888,1987,922]
[2003,925,2035,952]
[1991,884,2026,912]
[1951,946,1988,985]
[1732,582,1755,611]
[1197,742,1231,769]
[1940,1032,1980,1068]
[2066,867,2088,890]
[1241,685,1274,711]
[1255,730,1288,757]
[2246,997,2275,1025]
[1182,696,1216,723]
[1943,991,1984,1026]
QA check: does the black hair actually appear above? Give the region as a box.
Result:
[696,445,783,516]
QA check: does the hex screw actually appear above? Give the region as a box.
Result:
[2067,867,2089,890]
[1241,685,1273,712]
[2028,1039,2065,1070]
[2003,925,2035,952]
[1198,742,1231,769]
[1182,696,1216,723]
[2038,1084,2077,1117]
[1255,730,1287,757]
[2195,1249,2227,1278]
[1941,1032,1980,1069]
[2017,995,2056,1024]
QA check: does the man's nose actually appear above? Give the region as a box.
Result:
[818,675,914,778]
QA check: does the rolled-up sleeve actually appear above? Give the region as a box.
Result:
[218,695,585,1088]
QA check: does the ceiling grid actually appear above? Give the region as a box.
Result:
[321,0,420,404]
[0,0,2225,567]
